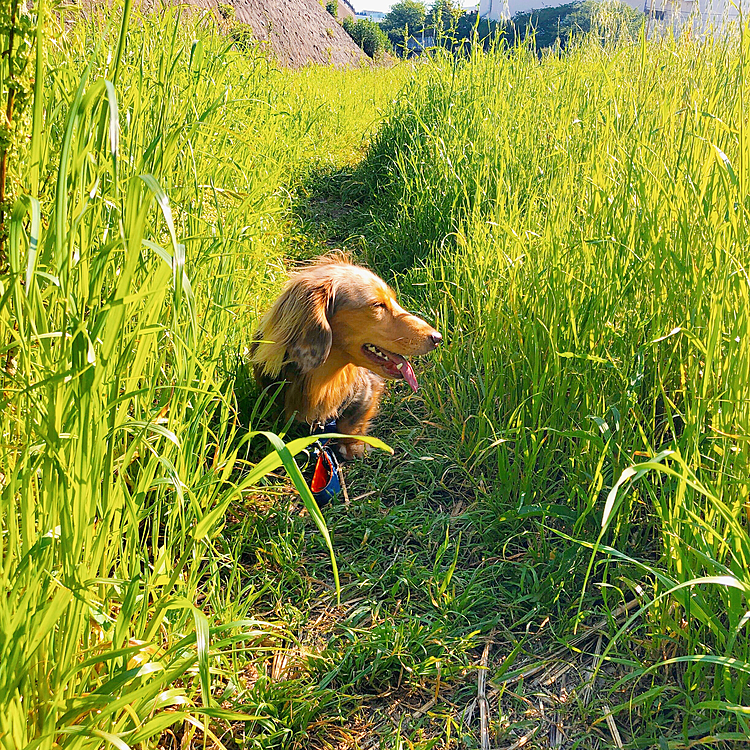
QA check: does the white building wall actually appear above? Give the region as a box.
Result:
[641,0,750,27]
[479,0,510,21]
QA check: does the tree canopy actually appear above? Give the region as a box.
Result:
[379,0,645,56]
[381,0,427,47]
[426,0,464,35]
[508,0,644,49]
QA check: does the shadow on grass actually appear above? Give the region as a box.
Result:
[290,154,439,279]
[290,163,374,258]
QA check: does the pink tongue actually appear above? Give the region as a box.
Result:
[402,359,418,392]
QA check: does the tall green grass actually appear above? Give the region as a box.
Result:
[0,4,404,748]
[5,0,750,744]
[359,27,750,728]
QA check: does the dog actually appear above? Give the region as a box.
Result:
[250,256,442,460]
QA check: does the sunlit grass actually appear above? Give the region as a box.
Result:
[0,4,406,748]
[4,0,750,746]
[355,24,750,737]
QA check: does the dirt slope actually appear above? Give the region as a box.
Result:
[128,0,368,67]
[337,0,356,20]
[114,0,367,66]
[231,0,366,67]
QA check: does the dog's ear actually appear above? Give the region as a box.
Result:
[285,277,333,372]
[254,275,333,376]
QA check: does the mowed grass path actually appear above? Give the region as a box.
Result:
[2,3,750,749]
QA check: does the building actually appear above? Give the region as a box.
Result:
[355,9,387,22]
[640,0,749,29]
[479,0,510,21]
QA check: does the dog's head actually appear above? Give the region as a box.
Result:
[252,258,441,391]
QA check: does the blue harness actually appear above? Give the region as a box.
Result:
[309,420,343,505]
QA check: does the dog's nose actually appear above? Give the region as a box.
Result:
[430,332,443,347]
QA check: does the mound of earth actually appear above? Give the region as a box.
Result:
[230,0,366,67]
[122,0,368,67]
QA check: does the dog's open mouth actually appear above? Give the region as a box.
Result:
[362,343,419,392]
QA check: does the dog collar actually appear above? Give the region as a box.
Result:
[310,419,338,441]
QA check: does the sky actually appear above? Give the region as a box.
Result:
[353,1,478,13]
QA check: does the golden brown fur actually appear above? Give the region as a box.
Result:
[251,257,442,459]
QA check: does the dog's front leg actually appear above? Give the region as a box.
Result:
[334,371,385,461]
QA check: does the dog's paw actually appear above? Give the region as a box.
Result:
[334,440,368,462]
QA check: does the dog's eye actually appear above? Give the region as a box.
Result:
[371,302,387,310]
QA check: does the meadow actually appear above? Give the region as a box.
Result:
[1,1,749,748]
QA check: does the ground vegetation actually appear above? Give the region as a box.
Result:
[2,3,749,749]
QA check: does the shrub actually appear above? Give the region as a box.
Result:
[229,22,255,51]
[342,16,392,59]
[217,2,255,51]
[326,0,338,19]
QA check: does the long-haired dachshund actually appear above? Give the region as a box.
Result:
[251,256,442,459]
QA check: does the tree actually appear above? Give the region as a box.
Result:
[454,10,501,50]
[381,0,427,50]
[507,2,580,49]
[507,0,643,51]
[426,0,463,38]
[382,0,427,32]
